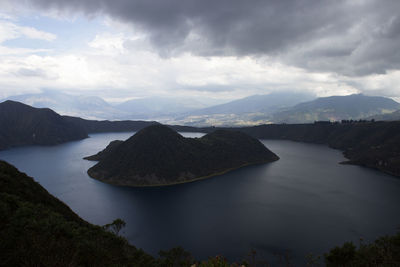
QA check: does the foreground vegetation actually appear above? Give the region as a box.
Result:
[1,160,399,266]
[324,233,400,266]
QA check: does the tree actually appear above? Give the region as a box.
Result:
[103,218,126,236]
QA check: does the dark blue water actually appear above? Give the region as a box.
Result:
[1,132,400,265]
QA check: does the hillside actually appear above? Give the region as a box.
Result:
[0,101,88,150]
[368,109,400,121]
[63,116,159,133]
[4,90,127,120]
[270,94,400,123]
[85,125,279,186]
[228,121,400,177]
[0,160,159,266]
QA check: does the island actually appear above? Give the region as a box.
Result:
[84,124,279,186]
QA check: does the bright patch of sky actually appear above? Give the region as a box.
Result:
[0,1,399,103]
[3,15,105,52]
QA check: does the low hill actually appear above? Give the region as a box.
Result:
[0,100,88,150]
[85,125,279,186]
[270,94,400,123]
[368,109,400,121]
[62,116,159,133]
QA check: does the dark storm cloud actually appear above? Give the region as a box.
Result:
[24,0,400,76]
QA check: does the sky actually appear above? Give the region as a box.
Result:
[0,0,399,103]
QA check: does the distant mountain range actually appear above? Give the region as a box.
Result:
[270,94,400,123]
[4,90,127,120]
[2,91,217,121]
[116,96,211,119]
[187,92,315,116]
[171,93,400,126]
[170,92,316,126]
[3,91,400,125]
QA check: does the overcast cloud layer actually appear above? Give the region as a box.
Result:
[0,0,399,101]
[24,0,400,76]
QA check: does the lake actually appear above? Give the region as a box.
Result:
[1,132,400,265]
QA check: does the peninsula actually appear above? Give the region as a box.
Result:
[0,100,88,150]
[85,125,279,186]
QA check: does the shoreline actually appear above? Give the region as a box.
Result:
[87,158,279,187]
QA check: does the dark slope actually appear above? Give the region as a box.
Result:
[63,115,159,133]
[0,160,156,266]
[84,140,124,161]
[85,125,279,186]
[0,100,88,150]
[271,94,400,123]
[224,121,400,177]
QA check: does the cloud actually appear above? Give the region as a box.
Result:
[0,29,358,101]
[15,0,400,77]
[0,19,56,43]
[15,67,48,77]
[18,25,56,41]
[0,0,398,101]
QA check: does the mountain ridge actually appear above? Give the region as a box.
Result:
[0,100,88,150]
[270,94,400,123]
[4,90,126,120]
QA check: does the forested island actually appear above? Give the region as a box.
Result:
[85,124,279,186]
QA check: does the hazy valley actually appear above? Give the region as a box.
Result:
[4,91,400,127]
